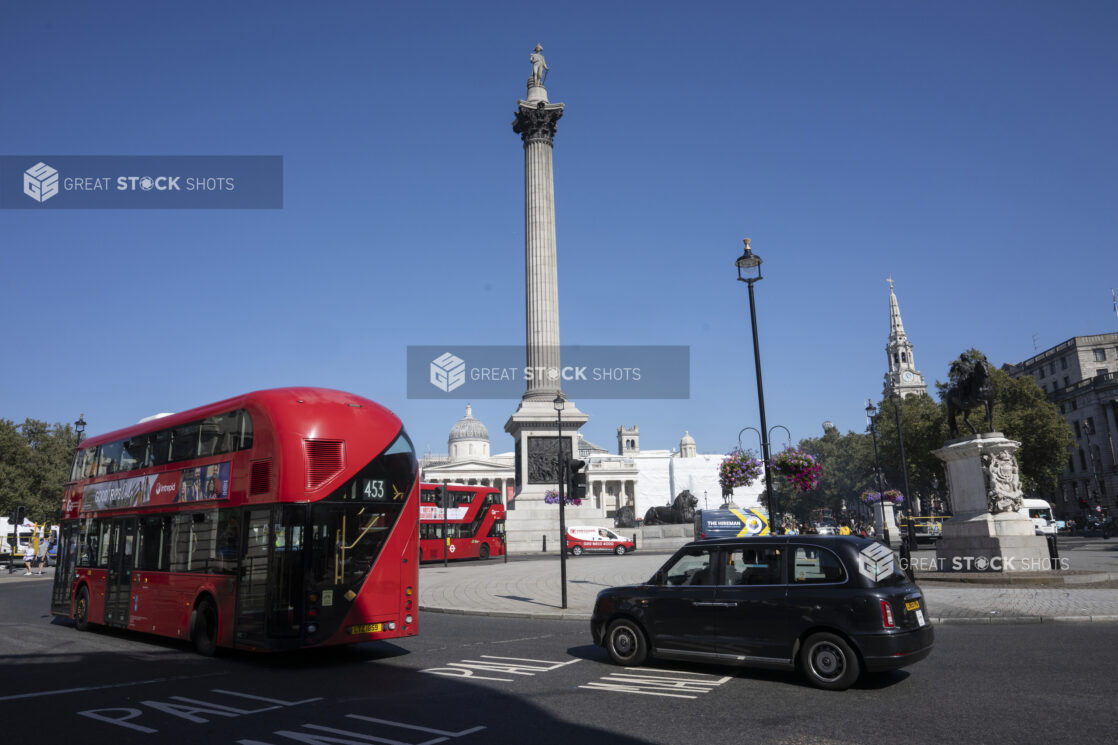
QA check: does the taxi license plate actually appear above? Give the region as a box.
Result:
[348,623,383,635]
[905,600,921,611]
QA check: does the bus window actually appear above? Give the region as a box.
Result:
[137,515,171,571]
[99,441,123,476]
[150,429,172,466]
[171,423,200,463]
[121,437,148,472]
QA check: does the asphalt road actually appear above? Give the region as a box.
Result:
[2,580,1117,745]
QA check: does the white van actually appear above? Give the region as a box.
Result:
[1020,498,1056,536]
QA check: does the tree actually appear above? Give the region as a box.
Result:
[871,393,948,512]
[0,419,79,525]
[796,426,877,521]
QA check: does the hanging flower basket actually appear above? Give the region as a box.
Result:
[861,489,904,505]
[544,489,581,506]
[771,447,822,492]
[719,448,763,493]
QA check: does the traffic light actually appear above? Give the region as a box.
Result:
[568,458,587,501]
[12,505,24,525]
[436,484,448,508]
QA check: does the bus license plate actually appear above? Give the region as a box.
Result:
[348,623,383,635]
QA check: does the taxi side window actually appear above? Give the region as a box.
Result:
[793,546,847,583]
[727,547,783,585]
[664,550,714,586]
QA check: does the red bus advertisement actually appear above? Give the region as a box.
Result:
[419,483,505,561]
[50,387,419,654]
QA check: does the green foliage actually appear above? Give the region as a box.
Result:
[0,418,79,525]
[871,393,948,506]
[793,426,876,521]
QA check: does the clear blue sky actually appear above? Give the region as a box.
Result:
[2,1,1115,458]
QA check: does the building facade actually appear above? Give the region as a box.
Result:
[1007,333,1118,520]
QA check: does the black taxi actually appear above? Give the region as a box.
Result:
[590,536,933,690]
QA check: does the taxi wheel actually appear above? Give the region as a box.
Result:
[605,618,648,666]
[74,586,91,631]
[191,598,219,657]
[614,545,626,556]
[571,545,583,556]
[800,632,860,690]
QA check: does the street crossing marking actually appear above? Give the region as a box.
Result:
[579,669,732,699]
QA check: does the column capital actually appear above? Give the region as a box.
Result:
[513,101,564,145]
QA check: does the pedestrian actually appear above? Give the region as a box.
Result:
[33,535,49,575]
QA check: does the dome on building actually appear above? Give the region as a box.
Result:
[448,404,490,462]
[680,431,695,446]
[679,431,697,458]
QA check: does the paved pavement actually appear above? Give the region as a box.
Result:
[418,551,1118,624]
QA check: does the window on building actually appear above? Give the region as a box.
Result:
[1067,456,1074,473]
[1060,403,1066,414]
[1086,417,1095,435]
[1061,357,1068,370]
[1064,376,1070,387]
[1097,369,1108,377]
[1074,421,1081,438]
[1094,349,1106,362]
[1072,400,1078,411]
[1080,449,1088,470]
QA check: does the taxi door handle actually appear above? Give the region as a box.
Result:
[692,601,738,608]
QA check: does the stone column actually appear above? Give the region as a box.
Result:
[503,52,589,554]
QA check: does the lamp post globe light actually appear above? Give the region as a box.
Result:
[865,399,889,543]
[75,414,86,444]
[554,394,568,609]
[735,238,779,533]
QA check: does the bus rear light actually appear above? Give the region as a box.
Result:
[406,600,413,610]
[308,593,318,603]
[404,615,413,625]
[880,600,896,628]
[406,586,414,596]
[306,624,318,634]
[308,608,318,618]
[387,621,397,631]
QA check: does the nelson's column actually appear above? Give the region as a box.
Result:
[504,45,588,550]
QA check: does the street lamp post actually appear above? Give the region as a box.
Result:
[736,238,779,533]
[554,395,568,610]
[891,395,917,563]
[75,414,86,444]
[865,400,889,544]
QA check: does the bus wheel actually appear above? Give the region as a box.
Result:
[571,545,583,556]
[74,586,91,631]
[479,543,490,560]
[191,598,219,656]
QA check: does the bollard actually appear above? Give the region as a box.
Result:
[542,534,547,553]
[1046,533,1059,566]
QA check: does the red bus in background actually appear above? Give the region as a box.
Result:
[419,483,505,561]
[50,388,419,654]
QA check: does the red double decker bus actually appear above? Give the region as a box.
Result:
[418,483,505,561]
[50,387,419,654]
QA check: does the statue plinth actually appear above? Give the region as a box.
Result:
[933,433,1050,572]
[874,501,901,549]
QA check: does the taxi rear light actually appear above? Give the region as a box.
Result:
[880,600,896,628]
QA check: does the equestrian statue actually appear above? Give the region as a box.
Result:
[945,351,995,438]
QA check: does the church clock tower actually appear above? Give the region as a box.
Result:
[883,278,928,399]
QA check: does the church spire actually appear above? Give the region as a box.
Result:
[883,278,927,399]
[888,277,908,346]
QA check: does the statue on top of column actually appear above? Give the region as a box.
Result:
[529,43,549,86]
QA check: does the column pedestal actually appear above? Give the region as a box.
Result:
[933,433,1050,572]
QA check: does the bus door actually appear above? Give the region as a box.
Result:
[235,505,306,648]
[235,508,271,646]
[104,518,137,627]
[50,522,79,615]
